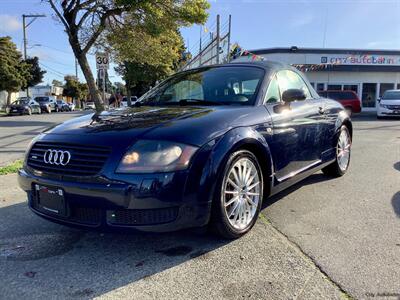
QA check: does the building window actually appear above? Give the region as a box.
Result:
[379,83,395,97]
[327,84,342,91]
[343,85,359,94]
[316,83,325,91]
[362,83,377,108]
[397,83,400,90]
[309,82,315,88]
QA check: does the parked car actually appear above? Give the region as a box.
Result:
[318,90,361,116]
[34,96,59,113]
[7,98,41,115]
[18,61,352,239]
[121,96,138,107]
[84,101,95,110]
[68,102,76,111]
[56,100,70,112]
[377,89,400,119]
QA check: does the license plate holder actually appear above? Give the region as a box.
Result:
[34,184,67,216]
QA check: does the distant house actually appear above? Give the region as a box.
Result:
[24,85,64,99]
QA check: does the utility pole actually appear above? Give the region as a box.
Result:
[227,15,232,62]
[22,14,46,97]
[75,58,78,80]
[216,14,220,64]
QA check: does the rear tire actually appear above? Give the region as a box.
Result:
[322,125,351,177]
[210,150,264,239]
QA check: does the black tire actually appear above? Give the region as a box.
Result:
[322,125,351,177]
[210,150,264,239]
[377,115,384,120]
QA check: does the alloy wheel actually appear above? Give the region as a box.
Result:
[222,157,261,230]
[337,128,351,171]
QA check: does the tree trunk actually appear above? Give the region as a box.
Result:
[6,91,12,106]
[76,53,104,113]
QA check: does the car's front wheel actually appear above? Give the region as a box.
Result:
[322,125,351,177]
[211,150,263,239]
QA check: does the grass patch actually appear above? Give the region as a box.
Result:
[0,160,23,175]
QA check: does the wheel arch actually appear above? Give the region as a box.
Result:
[199,127,275,206]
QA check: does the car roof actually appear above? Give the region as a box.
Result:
[183,60,293,74]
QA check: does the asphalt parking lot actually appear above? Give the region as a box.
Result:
[0,112,399,299]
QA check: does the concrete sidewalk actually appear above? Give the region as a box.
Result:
[0,174,346,299]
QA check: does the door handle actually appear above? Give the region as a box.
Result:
[318,106,325,115]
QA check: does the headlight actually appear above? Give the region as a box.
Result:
[379,103,387,108]
[116,140,198,173]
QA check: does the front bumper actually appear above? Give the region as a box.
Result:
[18,168,211,232]
[377,107,400,117]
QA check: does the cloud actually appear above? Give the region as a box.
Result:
[0,15,22,32]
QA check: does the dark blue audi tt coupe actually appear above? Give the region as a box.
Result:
[18,61,352,238]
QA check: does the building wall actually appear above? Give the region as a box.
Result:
[0,91,20,109]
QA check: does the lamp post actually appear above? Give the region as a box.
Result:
[22,14,46,97]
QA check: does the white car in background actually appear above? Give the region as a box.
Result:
[121,96,138,107]
[377,90,400,119]
[84,102,95,110]
[68,102,76,111]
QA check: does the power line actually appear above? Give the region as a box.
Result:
[39,62,67,77]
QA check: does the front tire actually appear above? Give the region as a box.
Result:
[322,125,351,177]
[210,150,264,239]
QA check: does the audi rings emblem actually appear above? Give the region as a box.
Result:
[43,149,71,166]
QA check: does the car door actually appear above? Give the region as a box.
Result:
[264,70,324,182]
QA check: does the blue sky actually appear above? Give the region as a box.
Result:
[1,0,400,84]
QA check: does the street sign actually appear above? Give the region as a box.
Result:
[96,53,109,70]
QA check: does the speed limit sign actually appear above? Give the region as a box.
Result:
[96,52,109,70]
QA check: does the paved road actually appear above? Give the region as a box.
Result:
[0,111,87,166]
[0,113,399,299]
[263,114,400,299]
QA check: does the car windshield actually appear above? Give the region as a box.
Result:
[382,91,400,100]
[12,100,28,105]
[138,66,265,106]
[35,97,49,103]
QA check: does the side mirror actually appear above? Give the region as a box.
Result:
[282,89,307,103]
[377,98,381,103]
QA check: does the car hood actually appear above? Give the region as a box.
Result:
[381,99,400,106]
[43,105,268,147]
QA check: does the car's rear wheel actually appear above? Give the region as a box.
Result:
[211,150,263,239]
[322,125,351,177]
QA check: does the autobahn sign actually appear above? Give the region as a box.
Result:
[96,52,109,70]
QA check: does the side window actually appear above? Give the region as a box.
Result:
[264,75,281,104]
[276,70,312,99]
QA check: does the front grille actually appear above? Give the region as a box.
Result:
[27,142,111,176]
[387,105,400,109]
[70,206,102,225]
[108,207,179,226]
